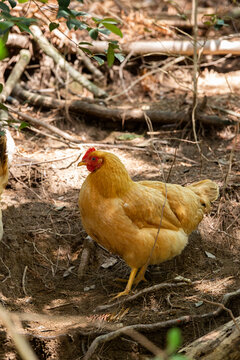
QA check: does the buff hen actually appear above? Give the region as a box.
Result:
[78,148,219,297]
[0,129,15,240]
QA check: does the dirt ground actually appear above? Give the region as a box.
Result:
[1,0,240,357]
[0,119,239,359]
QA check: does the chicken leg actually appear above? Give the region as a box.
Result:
[134,264,148,287]
[113,267,138,298]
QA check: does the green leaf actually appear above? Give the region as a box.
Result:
[101,18,119,24]
[203,21,212,26]
[167,328,182,355]
[114,53,125,63]
[107,43,115,67]
[0,103,8,111]
[101,22,123,38]
[18,0,29,3]
[92,55,104,66]
[17,23,32,33]
[57,0,70,8]
[0,37,8,60]
[0,83,3,93]
[69,9,85,17]
[0,20,14,30]
[67,18,87,30]
[8,0,17,8]
[214,18,228,30]
[79,41,93,46]
[108,39,119,45]
[49,22,59,31]
[92,17,102,23]
[98,28,110,35]
[170,355,189,360]
[78,46,92,55]
[74,11,87,16]
[19,121,30,130]
[0,21,12,37]
[57,8,70,19]
[0,2,10,12]
[89,28,98,40]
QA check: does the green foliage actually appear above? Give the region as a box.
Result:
[107,42,115,67]
[89,27,99,40]
[0,103,8,110]
[92,55,104,66]
[0,0,125,66]
[18,121,30,130]
[49,22,59,32]
[152,328,189,360]
[166,328,182,355]
[55,0,124,66]
[0,36,8,60]
[202,14,229,29]
[8,0,17,8]
[101,21,123,38]
[0,2,37,46]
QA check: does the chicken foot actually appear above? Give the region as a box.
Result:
[112,265,149,298]
[133,264,148,287]
[112,268,138,299]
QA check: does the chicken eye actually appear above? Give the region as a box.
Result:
[91,157,96,161]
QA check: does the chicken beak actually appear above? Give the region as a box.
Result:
[78,161,86,167]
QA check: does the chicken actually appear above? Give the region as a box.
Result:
[0,128,15,240]
[78,148,219,297]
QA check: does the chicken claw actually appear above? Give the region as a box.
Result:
[111,289,131,299]
[111,267,138,299]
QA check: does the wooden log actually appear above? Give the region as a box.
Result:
[89,39,240,56]
[29,25,108,99]
[180,316,240,360]
[12,84,232,127]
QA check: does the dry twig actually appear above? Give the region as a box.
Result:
[85,287,240,359]
[95,281,193,312]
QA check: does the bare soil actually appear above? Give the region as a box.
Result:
[1,0,240,357]
[0,121,239,359]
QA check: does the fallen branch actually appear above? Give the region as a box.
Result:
[95,281,193,312]
[29,25,107,98]
[12,84,232,126]
[6,33,30,50]
[0,49,31,103]
[180,315,240,359]
[78,236,95,280]
[7,105,81,143]
[84,287,240,359]
[0,304,38,360]
[90,39,240,56]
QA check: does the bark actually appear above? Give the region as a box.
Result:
[90,39,240,56]
[7,106,81,143]
[6,33,30,49]
[29,25,108,98]
[12,84,231,127]
[180,316,240,360]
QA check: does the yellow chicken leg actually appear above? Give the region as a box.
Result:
[134,264,148,287]
[112,267,138,299]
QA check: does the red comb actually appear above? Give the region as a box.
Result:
[82,147,96,161]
